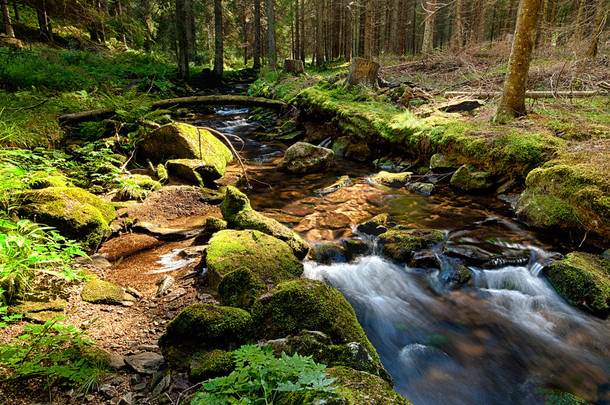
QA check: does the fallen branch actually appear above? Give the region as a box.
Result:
[58,95,287,125]
[10,100,49,111]
[444,90,603,99]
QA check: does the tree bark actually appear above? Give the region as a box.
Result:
[213,0,224,79]
[572,0,586,42]
[253,0,261,69]
[315,0,324,66]
[364,0,374,58]
[176,0,190,79]
[451,0,464,52]
[421,1,437,55]
[343,58,380,89]
[1,0,14,38]
[495,0,543,122]
[588,0,608,58]
[266,0,277,68]
[283,59,305,75]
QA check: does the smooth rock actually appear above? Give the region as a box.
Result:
[278,142,334,173]
[156,275,175,297]
[124,352,165,374]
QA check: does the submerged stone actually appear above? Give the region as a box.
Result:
[318,175,352,195]
[312,242,353,264]
[278,142,334,173]
[17,187,115,250]
[544,252,610,318]
[407,182,435,196]
[220,186,309,259]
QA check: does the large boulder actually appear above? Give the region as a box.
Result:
[544,252,610,318]
[206,230,304,308]
[251,279,386,379]
[220,186,309,259]
[17,187,115,250]
[516,150,610,243]
[139,123,233,175]
[166,158,224,185]
[278,142,334,173]
[378,228,444,263]
[158,303,253,368]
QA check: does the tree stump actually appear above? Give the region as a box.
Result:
[282,59,305,75]
[343,58,380,90]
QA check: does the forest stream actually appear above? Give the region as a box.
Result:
[103,105,610,405]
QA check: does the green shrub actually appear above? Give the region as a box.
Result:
[191,345,337,405]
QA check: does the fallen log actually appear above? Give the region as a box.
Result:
[57,95,287,125]
[444,91,603,100]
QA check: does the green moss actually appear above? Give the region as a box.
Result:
[27,174,72,189]
[370,171,411,188]
[251,279,382,370]
[81,279,130,305]
[17,187,115,249]
[378,228,444,262]
[157,163,168,183]
[206,229,303,290]
[220,186,310,259]
[278,367,412,405]
[159,303,252,368]
[218,267,267,310]
[189,349,235,382]
[449,165,493,190]
[544,252,610,317]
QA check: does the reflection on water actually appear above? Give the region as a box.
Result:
[305,257,610,404]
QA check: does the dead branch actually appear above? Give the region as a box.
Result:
[10,100,49,110]
[198,126,251,188]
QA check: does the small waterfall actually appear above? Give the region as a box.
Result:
[304,255,610,405]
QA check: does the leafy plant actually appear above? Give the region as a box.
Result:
[191,345,337,405]
[0,316,105,390]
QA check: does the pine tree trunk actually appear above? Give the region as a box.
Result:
[267,0,277,68]
[213,0,224,79]
[451,0,464,52]
[253,0,261,69]
[364,0,374,58]
[294,0,300,61]
[495,0,543,122]
[176,0,190,79]
[1,0,14,38]
[572,0,586,42]
[588,0,608,57]
[421,1,437,55]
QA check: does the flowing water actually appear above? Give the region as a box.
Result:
[181,107,610,404]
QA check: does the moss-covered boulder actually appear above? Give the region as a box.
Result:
[279,367,412,405]
[516,150,610,242]
[140,123,233,173]
[159,303,253,368]
[220,186,309,259]
[81,279,136,306]
[370,171,411,188]
[166,158,224,185]
[17,187,115,250]
[207,230,303,286]
[193,216,228,245]
[27,173,72,189]
[378,228,444,263]
[543,252,610,318]
[189,349,235,382]
[278,142,334,173]
[115,174,162,201]
[429,153,457,172]
[10,298,67,323]
[450,164,493,191]
[251,279,384,377]
[357,214,391,236]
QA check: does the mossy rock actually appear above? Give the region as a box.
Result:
[189,349,235,382]
[206,229,303,291]
[449,164,493,191]
[220,186,309,259]
[278,142,334,173]
[217,267,267,310]
[370,171,411,188]
[159,303,252,368]
[193,216,228,245]
[357,214,390,236]
[251,279,383,375]
[278,367,412,405]
[378,228,444,262]
[17,187,115,250]
[81,279,135,306]
[166,158,224,185]
[429,153,457,172]
[9,298,67,323]
[140,123,233,173]
[516,151,610,242]
[27,173,72,189]
[543,252,610,318]
[115,174,162,201]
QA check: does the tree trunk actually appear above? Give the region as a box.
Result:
[315,0,324,66]
[495,0,543,122]
[421,1,437,55]
[213,0,223,79]
[364,0,374,58]
[588,0,608,58]
[1,0,14,38]
[253,0,261,69]
[343,58,380,89]
[283,59,305,74]
[267,0,277,68]
[294,0,300,61]
[176,0,190,79]
[451,0,464,52]
[572,0,586,42]
[12,0,18,22]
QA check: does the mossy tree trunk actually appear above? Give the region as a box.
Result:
[588,0,608,58]
[494,0,543,122]
[1,0,14,38]
[343,58,380,90]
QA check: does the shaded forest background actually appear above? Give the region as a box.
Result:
[1,0,608,77]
